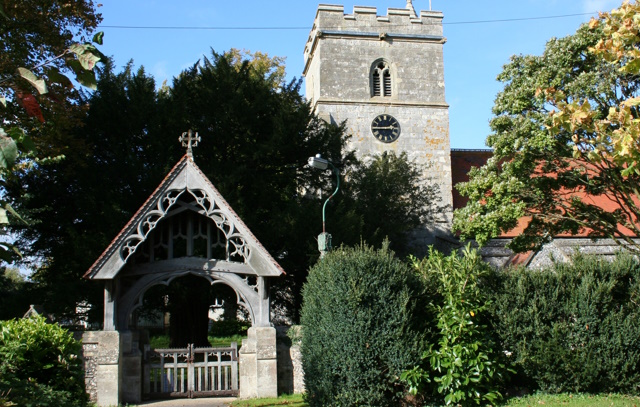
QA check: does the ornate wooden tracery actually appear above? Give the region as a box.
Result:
[85,152,283,331]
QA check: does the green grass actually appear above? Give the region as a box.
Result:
[226,393,640,407]
[503,393,640,407]
[230,394,306,407]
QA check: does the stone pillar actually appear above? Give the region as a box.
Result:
[82,331,120,407]
[239,327,277,398]
[119,331,142,404]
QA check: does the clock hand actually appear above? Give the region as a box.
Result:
[371,126,395,130]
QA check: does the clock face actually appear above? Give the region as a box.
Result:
[370,114,401,143]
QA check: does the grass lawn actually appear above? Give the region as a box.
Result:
[228,393,640,407]
[230,393,306,407]
[503,393,640,407]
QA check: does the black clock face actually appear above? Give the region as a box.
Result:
[371,114,401,143]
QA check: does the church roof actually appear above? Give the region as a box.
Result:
[84,154,285,280]
[451,149,639,238]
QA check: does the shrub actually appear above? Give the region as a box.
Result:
[494,252,640,395]
[403,246,510,406]
[300,243,429,407]
[209,319,250,337]
[0,316,88,407]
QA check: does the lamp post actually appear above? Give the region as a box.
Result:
[308,154,340,257]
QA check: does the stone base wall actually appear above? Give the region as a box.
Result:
[81,331,120,407]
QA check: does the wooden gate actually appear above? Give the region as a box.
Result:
[143,343,239,398]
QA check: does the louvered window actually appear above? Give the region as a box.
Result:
[372,61,391,97]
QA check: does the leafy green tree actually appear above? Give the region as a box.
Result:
[7,60,165,323]
[454,6,640,253]
[336,151,443,256]
[0,316,88,407]
[0,267,31,320]
[9,49,441,331]
[0,0,103,263]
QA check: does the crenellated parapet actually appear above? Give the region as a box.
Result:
[304,4,444,72]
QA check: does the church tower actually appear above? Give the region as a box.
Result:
[303,1,453,246]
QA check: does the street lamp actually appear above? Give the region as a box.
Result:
[308,154,340,256]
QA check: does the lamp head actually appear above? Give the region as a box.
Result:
[308,154,329,170]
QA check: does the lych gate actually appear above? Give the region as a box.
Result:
[83,138,283,406]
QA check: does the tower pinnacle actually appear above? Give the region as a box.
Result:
[406,0,417,17]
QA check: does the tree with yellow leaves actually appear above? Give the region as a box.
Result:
[455,1,640,253]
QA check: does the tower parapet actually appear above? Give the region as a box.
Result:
[304,5,444,73]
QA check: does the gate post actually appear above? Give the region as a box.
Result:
[239,327,277,398]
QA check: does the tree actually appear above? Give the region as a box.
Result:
[0,0,103,263]
[454,3,640,253]
[336,151,443,256]
[9,49,442,331]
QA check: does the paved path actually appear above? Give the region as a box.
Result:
[138,397,237,406]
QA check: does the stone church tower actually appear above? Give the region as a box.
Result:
[303,1,453,246]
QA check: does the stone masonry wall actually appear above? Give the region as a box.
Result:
[304,4,453,224]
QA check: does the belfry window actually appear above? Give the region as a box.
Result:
[372,61,392,97]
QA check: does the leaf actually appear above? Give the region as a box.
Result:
[0,3,7,19]
[0,208,8,225]
[5,203,27,225]
[16,93,45,123]
[78,51,101,70]
[44,67,73,89]
[0,134,19,169]
[17,68,47,95]
[67,60,98,90]
[0,95,5,107]
[93,31,104,45]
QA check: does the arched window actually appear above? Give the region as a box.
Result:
[371,61,392,97]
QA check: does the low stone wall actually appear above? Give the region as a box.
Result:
[276,326,304,395]
[81,331,120,407]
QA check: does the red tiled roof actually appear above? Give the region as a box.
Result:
[450,149,638,239]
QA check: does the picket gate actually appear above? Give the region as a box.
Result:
[143,343,238,398]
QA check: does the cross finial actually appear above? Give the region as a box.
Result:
[179,130,201,158]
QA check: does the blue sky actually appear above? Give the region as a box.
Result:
[97,0,622,149]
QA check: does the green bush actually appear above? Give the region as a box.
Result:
[403,246,510,406]
[0,316,88,407]
[300,243,429,407]
[494,252,640,395]
[209,319,250,337]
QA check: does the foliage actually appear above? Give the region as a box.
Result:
[0,0,104,264]
[453,1,640,253]
[336,151,444,256]
[403,246,510,406]
[209,319,250,337]
[224,48,287,88]
[0,267,32,320]
[493,253,640,395]
[0,316,87,407]
[300,243,427,407]
[6,47,437,325]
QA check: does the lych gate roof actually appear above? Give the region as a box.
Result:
[84,154,285,280]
